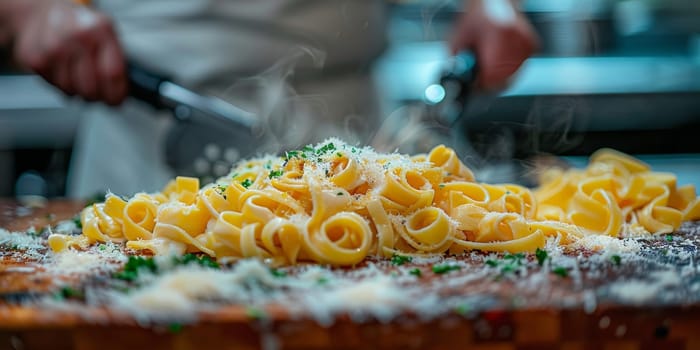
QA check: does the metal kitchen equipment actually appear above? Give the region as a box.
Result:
[127,62,265,179]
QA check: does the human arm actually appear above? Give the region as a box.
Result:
[449,0,539,90]
[0,0,127,105]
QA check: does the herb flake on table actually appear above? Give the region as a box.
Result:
[391,254,412,266]
[535,248,548,266]
[552,266,569,278]
[113,256,158,281]
[432,264,461,274]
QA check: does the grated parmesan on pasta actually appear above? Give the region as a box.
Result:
[47,139,700,266]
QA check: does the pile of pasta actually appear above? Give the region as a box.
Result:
[49,140,700,266]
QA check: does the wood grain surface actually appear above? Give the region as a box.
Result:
[1,200,700,350]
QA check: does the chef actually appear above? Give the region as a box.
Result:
[0,0,537,197]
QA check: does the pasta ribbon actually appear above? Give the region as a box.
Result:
[54,140,699,266]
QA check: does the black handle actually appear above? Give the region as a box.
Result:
[439,51,477,105]
[127,61,170,109]
[427,51,477,126]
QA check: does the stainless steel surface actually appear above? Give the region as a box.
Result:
[376,41,700,101]
[159,81,257,130]
[0,75,79,149]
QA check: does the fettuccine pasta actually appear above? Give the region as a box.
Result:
[49,140,700,266]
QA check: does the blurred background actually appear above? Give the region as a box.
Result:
[1,0,700,198]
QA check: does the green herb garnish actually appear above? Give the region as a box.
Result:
[73,215,82,229]
[535,248,548,266]
[268,170,284,179]
[409,268,422,277]
[391,254,412,266]
[241,179,253,188]
[215,184,228,199]
[336,192,343,196]
[455,304,471,315]
[113,256,158,281]
[270,268,287,278]
[432,264,461,274]
[56,286,84,300]
[552,266,569,278]
[485,253,526,276]
[174,253,220,269]
[665,234,673,242]
[167,323,183,333]
[246,307,266,320]
[315,142,336,155]
[611,255,621,266]
[503,252,526,261]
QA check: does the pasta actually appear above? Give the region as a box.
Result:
[49,140,700,266]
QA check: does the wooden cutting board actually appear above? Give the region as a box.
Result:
[1,199,700,350]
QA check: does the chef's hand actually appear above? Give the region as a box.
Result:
[450,0,539,90]
[5,0,127,105]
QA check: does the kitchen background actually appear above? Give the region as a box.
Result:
[1,0,700,198]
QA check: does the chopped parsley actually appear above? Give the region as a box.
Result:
[535,248,548,266]
[611,255,621,266]
[55,286,84,300]
[337,192,344,196]
[438,184,445,189]
[455,304,471,315]
[552,266,569,278]
[173,253,220,269]
[113,256,158,281]
[73,215,82,229]
[665,234,673,242]
[167,323,183,333]
[215,184,228,198]
[432,264,461,274]
[336,152,343,158]
[268,170,284,179]
[317,277,329,285]
[246,307,266,320]
[269,268,287,278]
[391,254,412,266]
[230,172,239,179]
[409,268,422,277]
[503,252,526,261]
[315,142,336,155]
[485,252,526,276]
[240,179,253,188]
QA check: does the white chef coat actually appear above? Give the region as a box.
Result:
[67,0,387,198]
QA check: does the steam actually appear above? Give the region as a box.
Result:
[219,45,329,155]
[421,0,455,41]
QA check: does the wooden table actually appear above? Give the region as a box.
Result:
[2,200,700,350]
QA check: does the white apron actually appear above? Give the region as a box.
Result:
[68,0,387,197]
